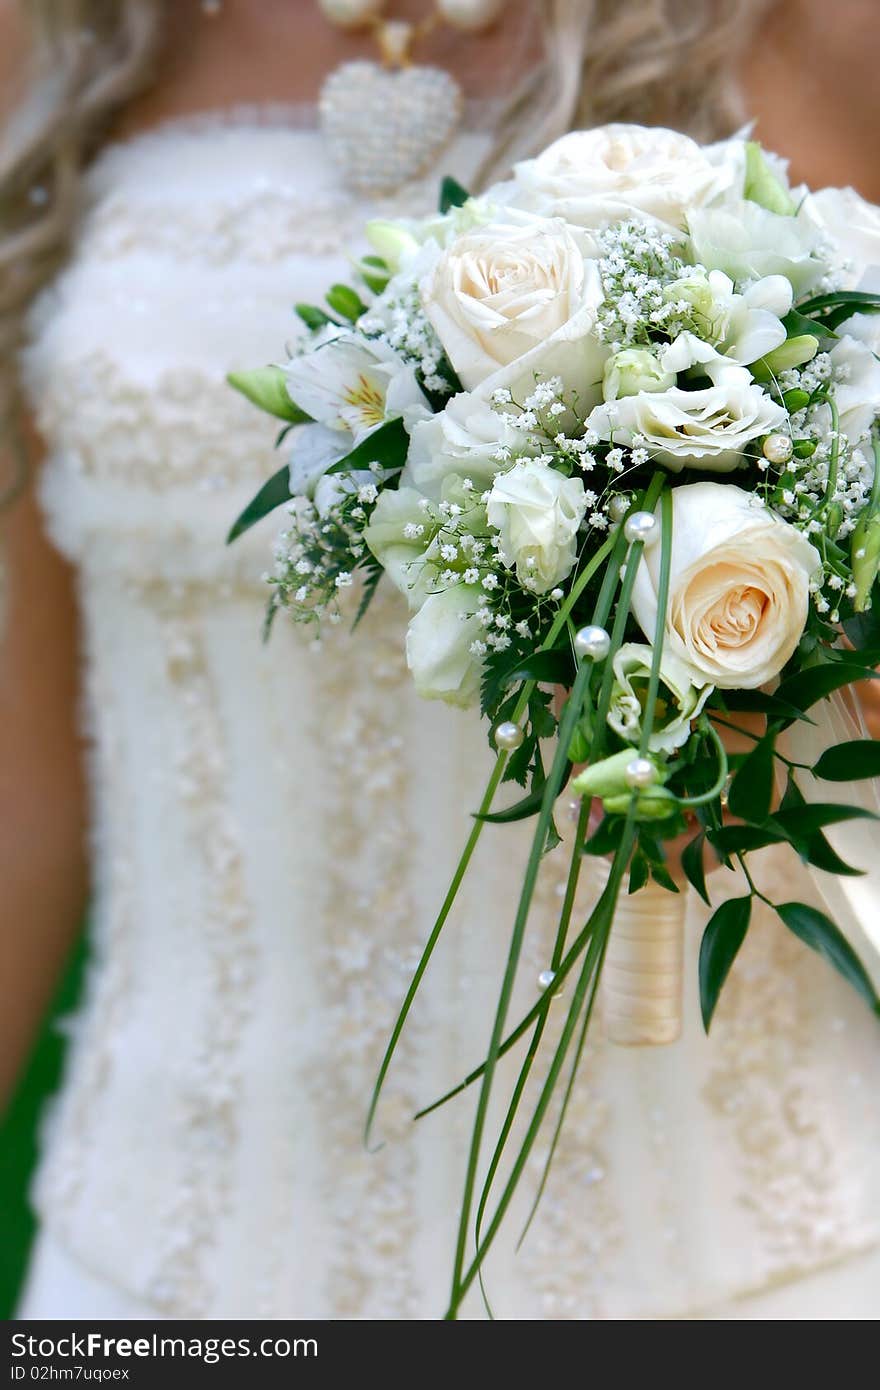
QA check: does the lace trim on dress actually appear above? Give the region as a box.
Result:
[308,584,422,1317]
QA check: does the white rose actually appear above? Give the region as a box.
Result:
[363,487,432,608]
[406,584,485,707]
[420,212,603,391]
[402,392,530,499]
[687,201,825,293]
[631,483,821,689]
[602,347,674,401]
[587,348,786,472]
[486,459,587,593]
[510,124,735,231]
[829,335,880,445]
[805,186,880,286]
[607,643,713,754]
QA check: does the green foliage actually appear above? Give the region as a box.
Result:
[776,902,880,1014]
[227,464,291,544]
[323,417,410,475]
[726,736,775,823]
[295,302,335,331]
[813,740,880,782]
[325,283,368,322]
[439,175,471,214]
[699,896,752,1031]
[681,832,711,906]
[775,660,877,717]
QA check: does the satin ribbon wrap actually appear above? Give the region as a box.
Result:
[592,858,688,1045]
[778,688,880,989]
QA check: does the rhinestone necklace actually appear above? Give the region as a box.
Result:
[315,0,504,195]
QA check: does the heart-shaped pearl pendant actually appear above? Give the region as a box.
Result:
[319,60,463,196]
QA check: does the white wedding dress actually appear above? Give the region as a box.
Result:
[17,109,880,1321]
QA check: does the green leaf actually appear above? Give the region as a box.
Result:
[770,802,878,837]
[797,289,880,316]
[775,661,878,715]
[475,766,573,826]
[711,688,810,722]
[324,417,410,475]
[351,561,382,630]
[727,736,776,823]
[813,739,880,782]
[650,862,679,893]
[708,824,786,856]
[439,175,471,214]
[325,283,367,322]
[843,602,880,652]
[295,302,335,331]
[227,366,310,422]
[776,902,880,1014]
[582,815,626,857]
[699,896,752,1032]
[798,829,864,876]
[499,647,574,688]
[226,464,291,544]
[628,852,649,895]
[780,773,806,812]
[782,308,838,342]
[681,832,711,906]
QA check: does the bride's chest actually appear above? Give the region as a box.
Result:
[22,120,487,497]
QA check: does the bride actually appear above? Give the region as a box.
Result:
[2,0,880,1320]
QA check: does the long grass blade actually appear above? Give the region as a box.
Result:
[365,534,616,1145]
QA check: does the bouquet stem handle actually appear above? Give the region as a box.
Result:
[594,863,687,1046]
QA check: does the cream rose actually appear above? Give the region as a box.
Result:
[486,459,587,594]
[587,349,786,472]
[631,483,821,689]
[509,124,734,231]
[420,213,603,391]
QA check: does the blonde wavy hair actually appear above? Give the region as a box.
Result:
[0,0,772,497]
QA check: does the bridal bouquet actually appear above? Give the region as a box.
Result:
[229,124,880,1316]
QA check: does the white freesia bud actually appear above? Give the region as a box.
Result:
[631,483,821,689]
[603,348,674,402]
[607,643,713,754]
[365,219,421,273]
[486,459,587,593]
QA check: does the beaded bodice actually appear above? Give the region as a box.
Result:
[22,112,880,1320]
